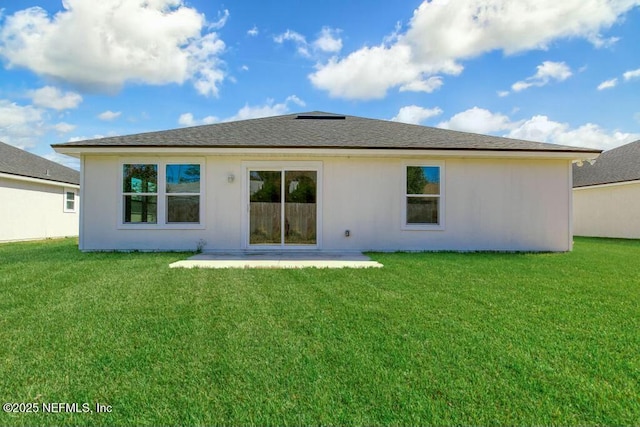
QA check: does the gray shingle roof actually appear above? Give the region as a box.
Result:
[0,141,80,185]
[53,111,600,153]
[573,139,640,187]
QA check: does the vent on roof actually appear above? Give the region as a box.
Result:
[296,114,346,120]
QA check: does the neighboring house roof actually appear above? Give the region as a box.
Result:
[573,139,640,187]
[0,141,80,185]
[53,111,600,154]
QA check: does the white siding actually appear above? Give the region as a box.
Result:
[573,181,640,238]
[0,176,79,242]
[80,155,572,252]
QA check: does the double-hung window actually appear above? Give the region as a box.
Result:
[166,164,200,223]
[63,188,77,213]
[404,164,444,229]
[121,161,203,227]
[123,164,158,223]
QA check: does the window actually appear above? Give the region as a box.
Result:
[404,165,443,229]
[166,164,200,223]
[64,188,77,213]
[123,164,158,223]
[121,161,203,227]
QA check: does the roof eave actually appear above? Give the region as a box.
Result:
[574,178,640,189]
[53,145,600,161]
[0,171,80,187]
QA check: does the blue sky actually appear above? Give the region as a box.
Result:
[1,0,639,169]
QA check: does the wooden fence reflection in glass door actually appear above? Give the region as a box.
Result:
[249,170,317,246]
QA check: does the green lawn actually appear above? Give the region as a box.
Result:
[0,237,639,426]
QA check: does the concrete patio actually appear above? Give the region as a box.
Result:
[169,251,383,269]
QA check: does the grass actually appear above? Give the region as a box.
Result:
[0,237,639,426]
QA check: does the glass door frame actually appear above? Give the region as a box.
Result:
[241,161,322,250]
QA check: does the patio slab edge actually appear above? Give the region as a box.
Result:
[169,252,384,269]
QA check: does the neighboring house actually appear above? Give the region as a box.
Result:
[573,139,640,238]
[0,141,80,242]
[52,111,599,252]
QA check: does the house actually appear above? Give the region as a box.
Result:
[573,139,640,239]
[52,111,600,252]
[0,141,80,242]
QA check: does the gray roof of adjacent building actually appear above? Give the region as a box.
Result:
[573,139,640,188]
[53,111,601,153]
[0,141,80,185]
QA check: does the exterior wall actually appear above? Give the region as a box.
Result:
[80,154,572,251]
[0,176,79,242]
[573,181,640,238]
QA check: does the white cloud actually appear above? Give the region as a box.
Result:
[27,86,83,110]
[536,61,573,79]
[310,43,457,99]
[511,81,533,92]
[208,9,229,30]
[0,100,45,148]
[52,122,76,133]
[178,112,218,127]
[590,35,620,48]
[185,32,226,96]
[313,27,342,53]
[225,102,290,122]
[553,123,639,150]
[274,30,306,44]
[597,78,618,90]
[507,115,640,150]
[511,61,572,92]
[505,115,565,142]
[497,90,510,97]
[98,110,122,121]
[0,0,228,96]
[275,27,343,58]
[404,1,634,59]
[285,95,306,107]
[224,96,306,122]
[437,106,640,151]
[594,67,640,91]
[247,26,259,37]
[179,95,306,126]
[438,107,514,134]
[399,76,443,93]
[241,65,249,71]
[623,68,640,81]
[178,113,195,126]
[310,0,638,100]
[274,30,310,57]
[67,134,106,143]
[43,152,80,170]
[392,105,443,125]
[0,100,43,128]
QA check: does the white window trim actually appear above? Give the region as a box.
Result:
[63,187,77,213]
[401,161,445,231]
[117,158,205,230]
[241,161,323,250]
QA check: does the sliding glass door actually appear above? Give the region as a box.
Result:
[249,169,317,247]
[284,171,317,245]
[249,171,282,244]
